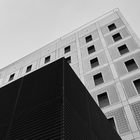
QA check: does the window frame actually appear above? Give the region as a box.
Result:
[87,45,96,54]
[108,23,117,31]
[93,72,104,86]
[8,73,15,82]
[85,35,93,43]
[97,92,110,108]
[44,55,51,64]
[112,33,122,42]
[90,57,99,69]
[64,45,71,54]
[26,65,32,73]
[118,44,129,55]
[132,78,140,95]
[124,58,138,72]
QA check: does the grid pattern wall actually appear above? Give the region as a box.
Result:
[105,107,131,135]
[114,51,140,77]
[82,50,108,73]
[80,39,104,58]
[78,30,99,47]
[108,38,139,61]
[92,83,120,106]
[122,74,140,98]
[84,65,114,91]
[103,27,130,46]
[130,101,140,129]
[101,18,124,35]
[7,98,63,140]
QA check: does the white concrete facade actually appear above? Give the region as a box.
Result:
[0,9,140,140]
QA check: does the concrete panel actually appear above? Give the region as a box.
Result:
[0,50,42,78]
[99,12,119,27]
[71,63,80,77]
[58,34,76,47]
[77,23,97,38]
[80,39,104,58]
[105,107,131,135]
[91,83,120,106]
[109,38,139,60]
[84,65,114,91]
[4,69,20,84]
[121,134,134,140]
[104,27,130,46]
[82,51,108,73]
[101,18,124,35]
[121,73,140,98]
[114,52,140,77]
[60,51,79,65]
[58,41,77,56]
[130,101,140,130]
[40,51,56,67]
[21,60,38,77]
[40,42,57,57]
[78,30,99,47]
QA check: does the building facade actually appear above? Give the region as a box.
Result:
[0,9,140,140]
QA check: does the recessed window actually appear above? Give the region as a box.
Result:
[90,57,99,68]
[108,117,116,130]
[125,59,138,72]
[85,35,92,43]
[108,23,116,31]
[9,73,15,81]
[133,78,140,94]
[112,33,122,42]
[118,44,129,55]
[26,65,32,73]
[87,45,95,54]
[93,73,104,86]
[97,92,109,108]
[65,56,71,64]
[64,46,71,54]
[45,56,50,64]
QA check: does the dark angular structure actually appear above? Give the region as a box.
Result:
[0,58,121,140]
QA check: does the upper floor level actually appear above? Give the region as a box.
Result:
[0,8,140,88]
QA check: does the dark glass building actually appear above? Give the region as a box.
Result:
[0,58,121,139]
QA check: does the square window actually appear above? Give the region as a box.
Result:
[9,73,15,81]
[93,73,104,86]
[118,44,129,55]
[90,57,99,68]
[65,56,71,64]
[133,78,140,94]
[85,35,92,43]
[112,33,122,42]
[125,59,138,72]
[45,56,50,64]
[87,45,95,54]
[26,65,32,73]
[97,92,109,108]
[108,117,116,130]
[108,23,116,31]
[64,46,71,54]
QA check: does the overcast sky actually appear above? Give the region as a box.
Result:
[0,0,140,69]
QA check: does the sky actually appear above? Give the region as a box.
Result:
[0,0,140,69]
